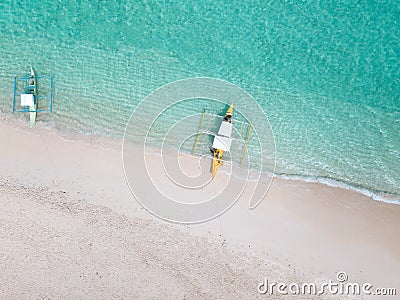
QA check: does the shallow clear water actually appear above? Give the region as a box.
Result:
[0,0,399,201]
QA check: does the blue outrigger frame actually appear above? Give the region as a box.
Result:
[12,74,53,113]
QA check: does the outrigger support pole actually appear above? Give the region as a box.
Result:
[240,122,253,165]
[192,109,206,155]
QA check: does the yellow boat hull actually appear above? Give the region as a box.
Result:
[212,149,224,179]
[211,103,233,179]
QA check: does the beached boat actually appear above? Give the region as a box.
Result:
[192,103,252,179]
[12,68,53,127]
[211,104,234,179]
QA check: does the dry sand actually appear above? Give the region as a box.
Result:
[0,117,399,299]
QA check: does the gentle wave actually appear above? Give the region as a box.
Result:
[276,173,400,205]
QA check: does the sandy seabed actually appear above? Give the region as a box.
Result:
[0,117,399,299]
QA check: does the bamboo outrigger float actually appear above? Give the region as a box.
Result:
[240,122,252,165]
[192,109,207,155]
[211,104,234,179]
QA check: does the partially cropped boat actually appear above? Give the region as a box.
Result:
[12,67,54,127]
[211,104,234,179]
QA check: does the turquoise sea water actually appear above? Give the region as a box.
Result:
[0,1,399,202]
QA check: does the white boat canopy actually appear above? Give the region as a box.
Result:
[212,135,232,152]
[21,94,34,106]
[218,121,233,137]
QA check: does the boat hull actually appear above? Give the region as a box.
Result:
[211,148,224,179]
[211,103,233,179]
[29,67,36,128]
[29,106,36,128]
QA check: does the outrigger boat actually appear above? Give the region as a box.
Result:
[191,103,253,179]
[12,67,53,127]
[211,104,234,179]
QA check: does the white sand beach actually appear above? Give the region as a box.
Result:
[1,117,399,299]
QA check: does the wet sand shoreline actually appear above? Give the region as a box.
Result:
[1,117,399,298]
